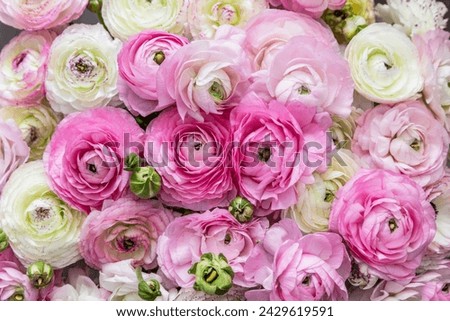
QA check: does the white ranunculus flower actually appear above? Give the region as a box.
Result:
[284,150,361,233]
[187,0,268,39]
[102,0,187,41]
[345,23,424,104]
[375,0,448,36]
[0,104,61,161]
[45,24,121,114]
[0,161,85,268]
[429,187,450,256]
[99,260,177,301]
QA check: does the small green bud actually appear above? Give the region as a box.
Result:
[125,153,140,171]
[26,261,54,289]
[188,253,234,296]
[0,228,8,252]
[87,0,103,14]
[228,197,254,223]
[130,166,161,199]
[135,267,162,301]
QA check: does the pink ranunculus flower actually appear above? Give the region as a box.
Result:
[413,29,450,132]
[145,107,236,211]
[43,107,144,213]
[157,38,252,121]
[244,9,338,70]
[230,96,331,212]
[80,198,174,270]
[118,31,189,117]
[0,0,88,31]
[0,261,38,301]
[352,100,449,191]
[157,208,269,288]
[245,219,351,301]
[329,169,436,282]
[269,0,346,19]
[0,120,29,193]
[259,35,353,118]
[0,30,56,106]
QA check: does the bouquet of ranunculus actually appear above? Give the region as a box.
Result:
[0,0,449,302]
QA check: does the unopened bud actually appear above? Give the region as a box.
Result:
[26,261,54,289]
[0,228,8,252]
[130,166,161,199]
[228,197,254,223]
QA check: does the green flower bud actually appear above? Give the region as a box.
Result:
[26,261,54,289]
[125,153,140,171]
[228,197,254,223]
[135,267,162,301]
[8,287,25,301]
[0,228,8,252]
[189,253,234,296]
[88,0,103,14]
[130,166,161,199]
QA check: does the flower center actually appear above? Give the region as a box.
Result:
[224,233,231,245]
[209,81,226,102]
[442,283,449,294]
[388,218,398,232]
[153,51,165,65]
[25,126,39,144]
[203,267,219,284]
[12,52,27,69]
[258,146,271,163]
[298,85,311,95]
[122,238,136,251]
[324,190,335,202]
[87,163,97,174]
[69,54,95,78]
[410,139,421,151]
[383,62,392,70]
[215,4,240,25]
[34,207,50,221]
[301,275,311,286]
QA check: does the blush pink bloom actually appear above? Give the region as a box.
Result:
[269,0,346,18]
[43,107,144,213]
[0,120,29,193]
[245,219,351,301]
[144,107,236,211]
[0,30,56,106]
[157,208,269,288]
[80,198,174,270]
[244,9,338,70]
[352,101,449,191]
[118,31,189,117]
[157,39,252,121]
[259,35,353,118]
[230,96,331,212]
[0,0,88,31]
[329,169,436,282]
[0,261,38,301]
[413,29,450,132]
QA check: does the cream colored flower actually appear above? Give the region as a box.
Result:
[330,107,364,150]
[0,161,85,268]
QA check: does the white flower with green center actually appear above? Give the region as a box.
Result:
[0,104,60,161]
[0,161,85,268]
[187,0,267,39]
[284,150,361,233]
[345,23,424,104]
[102,0,187,41]
[375,0,448,36]
[45,24,121,114]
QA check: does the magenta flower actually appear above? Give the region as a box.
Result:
[43,107,144,213]
[329,169,436,282]
[80,198,173,270]
[118,31,189,117]
[145,107,236,211]
[157,208,269,288]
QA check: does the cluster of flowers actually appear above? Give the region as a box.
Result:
[0,0,449,301]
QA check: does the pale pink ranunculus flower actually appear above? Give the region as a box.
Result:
[269,0,346,18]
[0,120,29,193]
[157,38,252,121]
[80,198,174,270]
[352,100,449,191]
[329,169,436,282]
[230,96,331,212]
[0,30,56,106]
[0,261,38,301]
[244,9,338,70]
[258,35,353,118]
[118,31,189,117]
[157,208,269,288]
[0,0,88,31]
[413,29,450,132]
[43,107,144,213]
[244,219,351,301]
[144,107,236,211]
